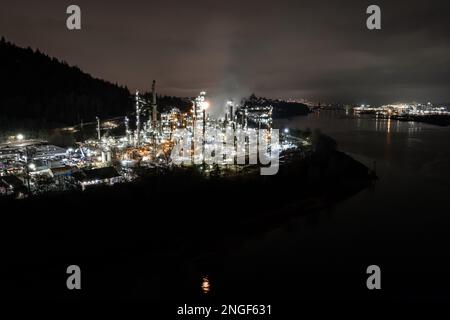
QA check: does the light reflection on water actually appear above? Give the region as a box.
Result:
[272,109,450,229]
[275,110,450,168]
[201,276,211,294]
[187,111,450,299]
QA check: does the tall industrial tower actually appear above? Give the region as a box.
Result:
[193,91,209,134]
[124,116,130,144]
[151,80,157,125]
[192,91,209,163]
[135,90,141,146]
[96,116,101,140]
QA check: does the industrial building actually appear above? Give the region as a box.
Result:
[0,175,26,198]
[73,167,122,190]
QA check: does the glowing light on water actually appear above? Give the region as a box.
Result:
[201,276,211,294]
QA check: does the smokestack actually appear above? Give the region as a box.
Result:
[203,108,206,136]
[135,91,141,146]
[244,110,248,130]
[152,80,157,123]
[125,116,129,132]
[203,108,206,164]
[96,116,101,140]
[125,116,130,143]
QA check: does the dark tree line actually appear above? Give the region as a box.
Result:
[242,93,310,118]
[141,93,192,113]
[0,37,132,135]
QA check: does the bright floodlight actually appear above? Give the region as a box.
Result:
[202,101,210,110]
[17,134,24,141]
[29,163,36,171]
[284,128,289,133]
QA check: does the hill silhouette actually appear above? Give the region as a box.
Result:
[0,36,132,137]
[242,93,310,117]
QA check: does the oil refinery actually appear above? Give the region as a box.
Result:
[0,81,307,198]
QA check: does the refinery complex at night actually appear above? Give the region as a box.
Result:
[0,82,306,198]
[3,0,450,307]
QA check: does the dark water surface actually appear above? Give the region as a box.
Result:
[189,111,450,301]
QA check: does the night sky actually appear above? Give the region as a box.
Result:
[1,0,450,105]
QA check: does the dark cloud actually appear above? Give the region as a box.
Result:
[1,0,450,105]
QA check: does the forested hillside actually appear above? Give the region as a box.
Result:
[0,37,132,137]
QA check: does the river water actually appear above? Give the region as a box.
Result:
[193,110,450,301]
[11,110,450,301]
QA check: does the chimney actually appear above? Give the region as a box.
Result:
[152,80,157,123]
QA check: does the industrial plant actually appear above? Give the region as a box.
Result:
[0,81,307,199]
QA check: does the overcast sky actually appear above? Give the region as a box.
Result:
[1,0,450,105]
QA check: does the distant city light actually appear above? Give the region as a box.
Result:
[28,163,36,171]
[284,128,289,134]
[17,134,24,141]
[353,102,449,117]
